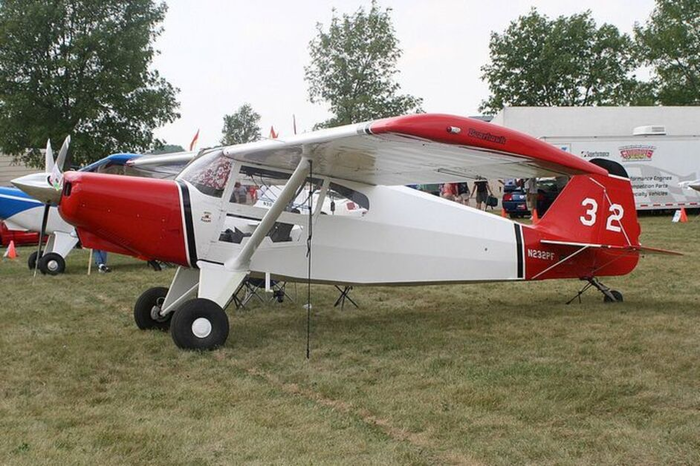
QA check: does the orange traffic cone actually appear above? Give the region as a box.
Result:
[531,209,539,224]
[680,207,688,223]
[3,240,18,259]
[501,208,507,218]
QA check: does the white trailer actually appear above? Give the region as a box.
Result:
[490,106,700,211]
[542,132,700,210]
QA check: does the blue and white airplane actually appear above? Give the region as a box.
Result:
[7,138,196,275]
[1,152,142,274]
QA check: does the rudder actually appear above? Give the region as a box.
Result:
[536,160,640,248]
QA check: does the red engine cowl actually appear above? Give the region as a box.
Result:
[59,172,191,267]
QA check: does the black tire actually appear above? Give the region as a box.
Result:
[28,251,42,270]
[170,298,229,350]
[134,286,171,330]
[38,252,65,275]
[603,290,623,303]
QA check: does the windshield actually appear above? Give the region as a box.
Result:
[178,149,232,197]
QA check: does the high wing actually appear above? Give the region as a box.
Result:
[221,114,608,185]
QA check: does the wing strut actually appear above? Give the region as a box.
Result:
[195,156,312,308]
[226,156,311,272]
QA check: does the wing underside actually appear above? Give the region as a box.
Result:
[220,114,608,186]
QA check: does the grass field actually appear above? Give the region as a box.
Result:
[1,215,699,465]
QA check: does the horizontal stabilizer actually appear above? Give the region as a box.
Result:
[540,240,682,256]
[637,245,684,256]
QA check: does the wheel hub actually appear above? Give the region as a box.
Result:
[47,260,59,272]
[191,318,212,338]
[150,298,168,322]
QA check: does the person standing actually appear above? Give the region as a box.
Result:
[440,183,458,202]
[457,182,470,205]
[95,250,111,273]
[526,177,539,217]
[471,177,492,210]
[233,182,248,204]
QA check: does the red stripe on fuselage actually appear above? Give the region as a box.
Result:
[59,172,190,266]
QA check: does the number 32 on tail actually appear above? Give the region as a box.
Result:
[580,198,624,233]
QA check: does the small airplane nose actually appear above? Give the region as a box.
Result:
[59,172,190,266]
[11,173,62,204]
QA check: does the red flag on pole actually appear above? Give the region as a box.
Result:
[189,129,200,151]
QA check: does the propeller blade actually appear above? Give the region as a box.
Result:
[33,204,51,277]
[49,135,71,190]
[45,140,54,173]
[55,135,70,170]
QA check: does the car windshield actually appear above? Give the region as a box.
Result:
[178,149,232,197]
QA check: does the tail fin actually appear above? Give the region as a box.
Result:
[536,160,640,248]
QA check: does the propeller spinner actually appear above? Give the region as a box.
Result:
[12,136,70,205]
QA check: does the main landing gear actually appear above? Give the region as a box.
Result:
[170,299,229,350]
[133,288,229,351]
[133,156,311,351]
[566,277,623,304]
[38,252,66,275]
[29,251,67,275]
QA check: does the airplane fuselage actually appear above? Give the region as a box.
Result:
[59,170,638,287]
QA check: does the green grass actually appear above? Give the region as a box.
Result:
[1,215,699,465]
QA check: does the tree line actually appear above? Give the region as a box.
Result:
[480,0,700,113]
[0,0,697,164]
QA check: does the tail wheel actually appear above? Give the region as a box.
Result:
[603,290,623,303]
[134,287,171,331]
[28,251,43,270]
[170,298,229,350]
[38,252,65,275]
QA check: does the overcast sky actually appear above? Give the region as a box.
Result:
[151,0,657,149]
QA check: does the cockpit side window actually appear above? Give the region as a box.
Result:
[179,150,232,198]
[96,163,125,175]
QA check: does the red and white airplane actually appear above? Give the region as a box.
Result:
[16,114,678,350]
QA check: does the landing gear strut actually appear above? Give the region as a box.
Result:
[566,277,623,304]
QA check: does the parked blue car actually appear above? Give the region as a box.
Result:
[502,179,561,218]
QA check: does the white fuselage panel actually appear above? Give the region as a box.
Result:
[247,186,519,285]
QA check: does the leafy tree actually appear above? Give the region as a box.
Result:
[305,1,422,128]
[150,144,185,155]
[480,9,641,114]
[0,0,179,167]
[220,103,261,145]
[635,0,700,105]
